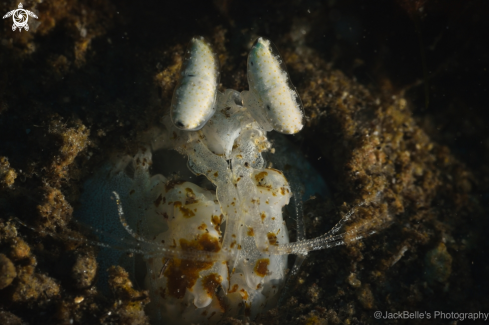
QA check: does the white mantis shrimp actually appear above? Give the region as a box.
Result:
[75,36,380,324]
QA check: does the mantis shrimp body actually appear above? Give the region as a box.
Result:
[76,37,378,324]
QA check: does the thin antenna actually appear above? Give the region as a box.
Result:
[278,254,307,306]
[292,189,305,242]
[112,191,224,262]
[327,201,366,236]
[272,217,378,256]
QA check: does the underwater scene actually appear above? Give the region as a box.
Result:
[0,0,488,324]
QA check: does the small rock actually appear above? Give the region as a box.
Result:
[0,253,17,289]
[0,310,25,325]
[425,242,452,283]
[347,273,361,288]
[356,284,374,309]
[11,270,60,302]
[10,238,30,260]
[306,283,321,303]
[0,157,17,188]
[103,266,150,325]
[72,253,97,288]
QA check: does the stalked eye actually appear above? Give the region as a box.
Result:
[246,37,304,134]
[170,37,220,131]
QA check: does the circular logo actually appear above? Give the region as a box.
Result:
[13,9,28,28]
[3,3,38,32]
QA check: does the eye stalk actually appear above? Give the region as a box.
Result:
[246,37,304,134]
[170,37,220,131]
[170,36,304,135]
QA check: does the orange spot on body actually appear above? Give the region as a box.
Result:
[255,171,268,184]
[229,284,239,293]
[202,273,222,297]
[239,288,249,300]
[247,227,254,236]
[164,233,221,299]
[267,232,278,246]
[254,258,270,277]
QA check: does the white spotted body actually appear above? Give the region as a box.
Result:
[247,37,304,134]
[171,37,220,131]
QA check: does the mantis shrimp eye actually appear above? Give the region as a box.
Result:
[170,37,220,131]
[246,37,304,134]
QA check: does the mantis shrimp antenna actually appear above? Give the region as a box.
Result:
[112,191,227,263]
